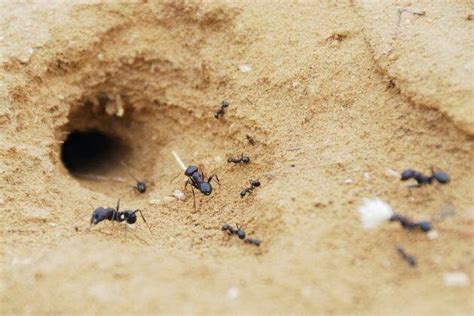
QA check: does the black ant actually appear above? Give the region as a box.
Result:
[222,224,245,239]
[227,153,250,164]
[121,161,151,193]
[222,224,261,246]
[396,246,417,267]
[389,213,432,232]
[184,165,220,208]
[400,168,450,187]
[240,179,260,198]
[244,238,261,247]
[90,199,152,233]
[214,100,230,119]
[246,134,256,145]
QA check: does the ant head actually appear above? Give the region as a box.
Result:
[242,156,250,163]
[400,169,416,180]
[91,207,110,225]
[432,171,450,184]
[199,182,212,195]
[221,100,230,108]
[136,182,147,193]
[237,229,246,240]
[125,211,137,224]
[251,180,261,187]
[222,224,230,231]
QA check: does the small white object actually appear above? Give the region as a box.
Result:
[357,198,394,230]
[238,64,252,73]
[443,272,470,287]
[97,53,104,61]
[172,151,187,171]
[364,172,370,180]
[344,178,353,184]
[426,229,439,240]
[173,189,186,201]
[227,286,240,300]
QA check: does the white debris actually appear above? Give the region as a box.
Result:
[173,189,186,201]
[115,94,125,117]
[426,229,439,240]
[364,172,370,180]
[357,198,394,230]
[97,53,104,61]
[238,64,252,73]
[443,272,470,287]
[344,178,353,184]
[226,286,240,300]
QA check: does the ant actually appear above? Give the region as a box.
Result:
[90,199,152,233]
[246,134,256,145]
[184,165,220,209]
[222,224,245,239]
[389,213,432,232]
[222,224,262,246]
[396,246,417,267]
[240,179,260,198]
[400,167,450,188]
[214,100,230,119]
[228,153,250,164]
[121,161,151,193]
[244,238,261,247]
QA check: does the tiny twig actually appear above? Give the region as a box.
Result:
[172,151,187,171]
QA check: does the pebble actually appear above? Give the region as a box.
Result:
[443,272,470,287]
[226,286,240,300]
[344,178,353,184]
[426,229,439,240]
[238,64,252,73]
[363,172,370,180]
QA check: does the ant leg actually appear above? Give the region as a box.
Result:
[170,171,182,184]
[134,210,152,234]
[116,199,120,212]
[208,174,220,186]
[191,186,196,210]
[184,179,197,209]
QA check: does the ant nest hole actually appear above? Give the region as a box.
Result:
[57,91,168,195]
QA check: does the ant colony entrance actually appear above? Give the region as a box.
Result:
[58,93,160,196]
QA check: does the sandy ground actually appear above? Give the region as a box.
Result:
[1,1,473,315]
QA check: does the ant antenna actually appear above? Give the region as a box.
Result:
[121,161,140,182]
[132,209,152,234]
[172,151,187,171]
